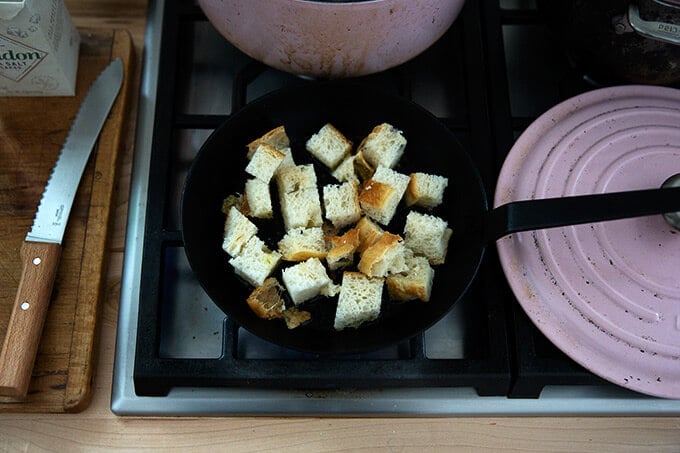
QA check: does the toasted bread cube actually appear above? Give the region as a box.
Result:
[331,154,360,184]
[222,206,258,257]
[357,231,408,278]
[306,123,353,170]
[357,123,406,169]
[278,227,327,261]
[325,227,360,271]
[403,211,452,265]
[247,277,285,320]
[355,215,384,253]
[334,271,384,331]
[275,164,318,195]
[229,236,282,287]
[405,172,449,208]
[246,125,290,159]
[244,178,273,219]
[386,250,434,302]
[323,181,361,229]
[359,165,410,226]
[281,257,339,305]
[245,143,285,183]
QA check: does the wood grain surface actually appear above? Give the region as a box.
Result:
[0,2,679,451]
[0,28,134,412]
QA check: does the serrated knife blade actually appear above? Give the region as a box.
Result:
[0,58,124,398]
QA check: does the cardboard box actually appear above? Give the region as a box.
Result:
[0,0,80,96]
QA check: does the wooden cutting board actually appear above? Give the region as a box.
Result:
[0,28,134,413]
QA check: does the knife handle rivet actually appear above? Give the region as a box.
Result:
[20,302,30,311]
[32,257,41,266]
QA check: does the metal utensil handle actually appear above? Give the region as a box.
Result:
[486,186,680,242]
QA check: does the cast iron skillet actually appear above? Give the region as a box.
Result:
[181,81,680,355]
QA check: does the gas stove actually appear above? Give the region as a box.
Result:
[111,0,680,415]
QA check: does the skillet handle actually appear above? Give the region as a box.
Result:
[485,186,680,242]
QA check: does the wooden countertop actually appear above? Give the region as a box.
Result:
[1,1,680,450]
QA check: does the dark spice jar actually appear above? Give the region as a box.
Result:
[538,0,680,85]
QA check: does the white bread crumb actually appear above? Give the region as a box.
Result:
[222,206,258,257]
[306,123,353,170]
[244,178,273,219]
[322,181,361,229]
[334,271,383,331]
[229,235,282,287]
[245,143,285,183]
[281,257,339,305]
[405,172,449,208]
[357,123,406,169]
[359,165,409,226]
[403,211,452,265]
[278,227,327,261]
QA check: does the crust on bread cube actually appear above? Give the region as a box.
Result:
[222,206,258,257]
[403,211,453,265]
[245,143,285,183]
[279,187,324,231]
[357,123,406,169]
[244,178,273,219]
[246,125,290,159]
[247,277,285,320]
[405,172,449,208]
[229,235,282,287]
[281,257,339,305]
[359,166,409,226]
[386,251,434,302]
[325,227,360,271]
[278,227,327,261]
[355,215,384,253]
[306,123,353,170]
[275,164,318,195]
[357,231,408,278]
[334,271,384,331]
[323,181,361,229]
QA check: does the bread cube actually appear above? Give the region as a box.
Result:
[386,250,434,302]
[275,164,318,195]
[244,178,273,219]
[229,236,282,287]
[357,231,408,278]
[357,123,406,169]
[247,277,285,320]
[246,125,290,159]
[281,257,339,305]
[323,181,361,229]
[306,123,353,169]
[405,172,449,208]
[279,187,323,231]
[355,215,384,253]
[403,211,453,265]
[331,154,359,184]
[278,227,327,261]
[359,165,410,226]
[325,227,360,271]
[334,271,384,331]
[222,206,258,257]
[245,143,285,183]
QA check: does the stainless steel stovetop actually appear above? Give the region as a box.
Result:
[111,0,680,415]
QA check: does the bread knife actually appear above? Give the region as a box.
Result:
[0,58,124,398]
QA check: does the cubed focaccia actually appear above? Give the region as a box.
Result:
[322,181,361,229]
[281,257,339,305]
[229,235,282,287]
[325,227,360,271]
[305,123,353,170]
[386,250,434,302]
[222,206,258,257]
[334,271,384,331]
[244,178,273,219]
[245,143,285,183]
[359,165,410,226]
[278,227,327,261]
[403,211,452,265]
[246,125,290,159]
[357,231,408,278]
[404,172,449,209]
[357,123,406,169]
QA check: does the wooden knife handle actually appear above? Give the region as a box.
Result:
[0,241,61,398]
